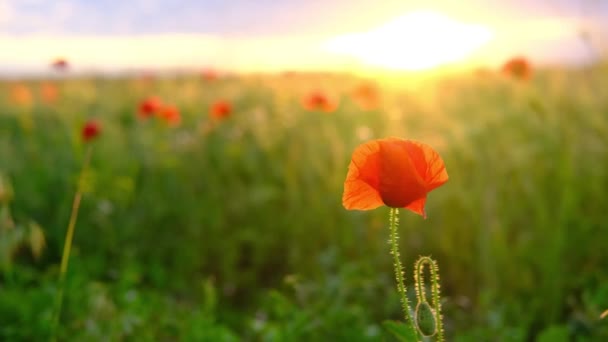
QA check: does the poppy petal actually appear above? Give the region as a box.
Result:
[405,196,427,218]
[405,140,448,191]
[378,139,427,208]
[342,140,384,210]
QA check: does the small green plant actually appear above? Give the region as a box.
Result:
[0,172,46,282]
[51,120,101,341]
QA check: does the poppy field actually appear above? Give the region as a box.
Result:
[1,62,608,341]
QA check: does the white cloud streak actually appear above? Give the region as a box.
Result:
[0,33,354,74]
[0,15,600,76]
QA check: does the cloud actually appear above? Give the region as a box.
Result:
[0,34,218,69]
[0,33,354,74]
[0,9,601,76]
[0,1,14,26]
[465,16,595,66]
[0,0,79,34]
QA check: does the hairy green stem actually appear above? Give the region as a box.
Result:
[388,208,416,335]
[50,145,93,341]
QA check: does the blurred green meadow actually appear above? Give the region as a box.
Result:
[1,64,608,341]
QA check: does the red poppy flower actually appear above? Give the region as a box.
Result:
[159,105,181,126]
[82,120,101,142]
[40,82,59,103]
[501,56,532,80]
[138,96,164,119]
[302,91,337,113]
[10,84,33,106]
[210,100,231,120]
[342,137,448,217]
[202,68,218,81]
[51,58,68,71]
[352,82,380,110]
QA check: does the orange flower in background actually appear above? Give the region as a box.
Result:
[502,56,532,80]
[282,71,296,78]
[51,58,69,72]
[342,137,448,217]
[202,68,218,81]
[474,67,492,77]
[10,84,33,106]
[159,105,181,126]
[352,82,381,110]
[138,96,164,119]
[40,82,59,103]
[302,91,338,113]
[82,120,101,142]
[131,71,156,90]
[210,100,232,120]
[140,71,156,82]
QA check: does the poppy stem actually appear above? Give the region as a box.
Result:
[414,256,445,341]
[50,145,93,341]
[388,208,417,336]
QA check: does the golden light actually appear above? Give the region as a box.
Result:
[324,10,493,71]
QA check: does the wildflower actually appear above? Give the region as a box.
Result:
[138,96,163,119]
[342,137,448,217]
[501,56,532,80]
[159,105,181,126]
[51,58,69,72]
[302,91,338,113]
[82,120,101,142]
[210,100,231,120]
[202,68,218,81]
[352,82,380,110]
[40,82,59,103]
[10,84,33,106]
[140,71,156,83]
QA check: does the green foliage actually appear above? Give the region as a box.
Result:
[0,174,46,280]
[0,65,607,340]
[383,320,418,341]
[536,325,570,342]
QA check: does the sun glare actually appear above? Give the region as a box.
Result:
[324,10,493,71]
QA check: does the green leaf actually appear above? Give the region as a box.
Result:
[382,320,418,342]
[0,172,13,203]
[28,222,45,260]
[201,277,217,315]
[536,325,569,342]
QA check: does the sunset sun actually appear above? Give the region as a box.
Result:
[324,10,493,71]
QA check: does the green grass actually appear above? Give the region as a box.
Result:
[1,65,608,341]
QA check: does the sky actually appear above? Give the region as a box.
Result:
[0,0,606,75]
